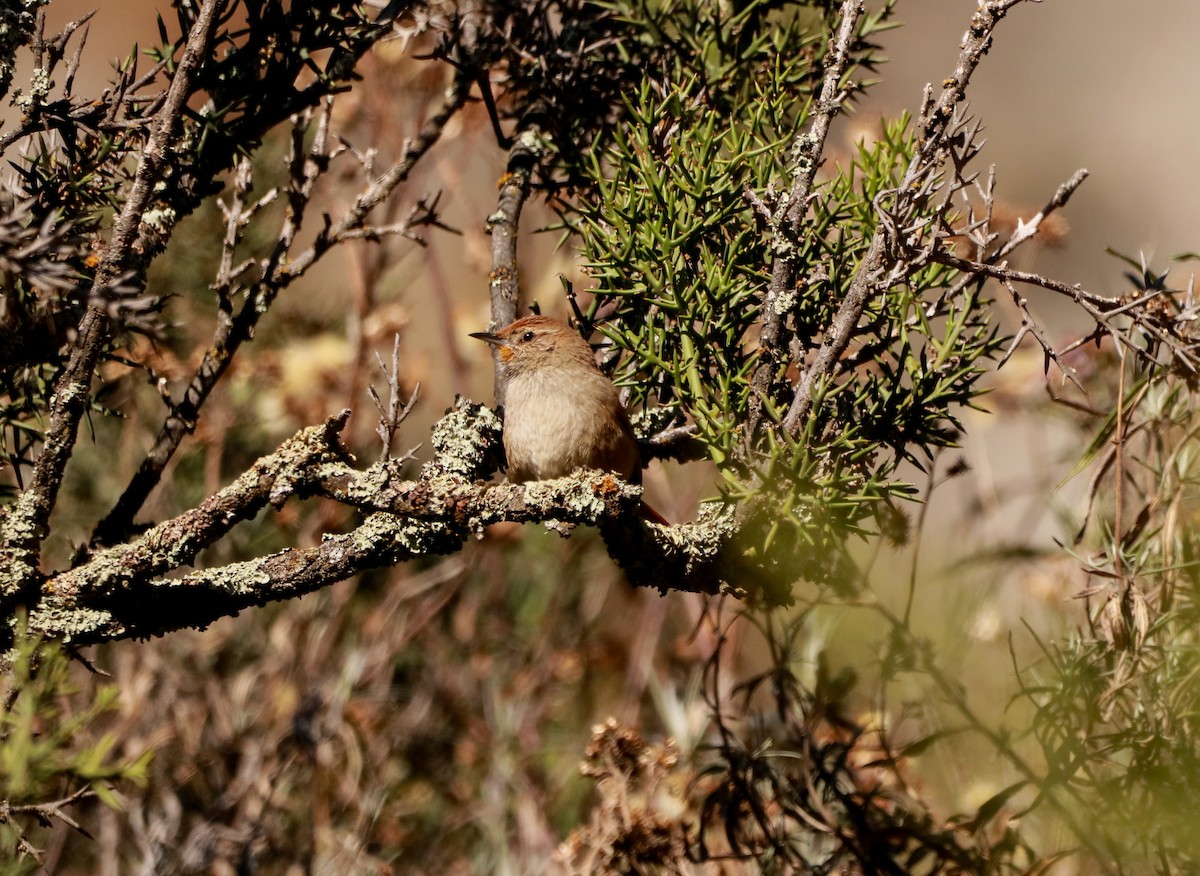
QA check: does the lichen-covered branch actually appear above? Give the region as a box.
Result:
[50,412,353,609]
[0,0,224,607]
[0,0,49,103]
[19,399,732,647]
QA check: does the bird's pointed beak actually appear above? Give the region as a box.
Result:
[469,330,508,347]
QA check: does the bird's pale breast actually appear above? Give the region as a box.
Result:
[503,366,638,483]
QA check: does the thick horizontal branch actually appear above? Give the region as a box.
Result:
[31,513,460,644]
[316,467,644,525]
[47,412,352,608]
[24,399,735,646]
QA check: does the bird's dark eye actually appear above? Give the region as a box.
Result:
[521,330,536,342]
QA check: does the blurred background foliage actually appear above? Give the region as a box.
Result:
[3,0,1200,873]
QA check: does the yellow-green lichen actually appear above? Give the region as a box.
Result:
[28,604,120,643]
[423,397,502,479]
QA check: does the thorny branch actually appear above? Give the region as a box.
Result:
[0,11,128,155]
[998,279,1082,389]
[0,787,95,865]
[782,0,1032,436]
[747,0,864,444]
[937,166,1089,312]
[931,251,1200,371]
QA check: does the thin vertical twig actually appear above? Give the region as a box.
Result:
[369,335,420,460]
[485,128,541,406]
[903,451,942,626]
[1113,351,1127,579]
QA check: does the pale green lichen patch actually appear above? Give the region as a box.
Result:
[340,513,461,570]
[28,604,120,643]
[392,517,454,555]
[602,501,735,595]
[521,472,640,522]
[0,514,42,596]
[423,397,502,479]
[627,406,681,442]
[316,459,393,503]
[0,0,46,98]
[170,560,274,597]
[351,513,404,551]
[654,503,736,570]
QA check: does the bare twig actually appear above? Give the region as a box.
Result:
[90,73,471,549]
[930,251,1200,371]
[485,128,543,405]
[994,167,1089,262]
[997,279,1084,390]
[285,76,472,278]
[369,335,421,459]
[931,252,1124,313]
[0,786,96,866]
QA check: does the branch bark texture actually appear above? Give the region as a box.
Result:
[24,400,731,647]
[485,129,541,406]
[747,0,864,443]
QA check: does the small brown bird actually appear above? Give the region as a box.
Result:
[471,315,666,522]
